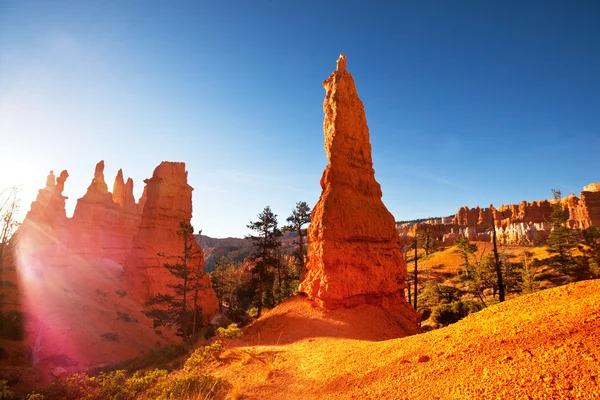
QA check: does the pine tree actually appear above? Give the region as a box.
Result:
[579,226,600,278]
[490,206,505,302]
[546,190,579,277]
[143,221,206,342]
[246,206,282,318]
[283,201,311,280]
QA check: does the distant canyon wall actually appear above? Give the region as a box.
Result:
[398,183,600,246]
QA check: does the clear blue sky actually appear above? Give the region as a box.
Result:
[1,0,599,238]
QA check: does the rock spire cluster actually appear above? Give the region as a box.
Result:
[17,160,218,319]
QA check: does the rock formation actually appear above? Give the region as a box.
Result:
[17,170,70,257]
[398,183,600,246]
[70,161,140,263]
[125,162,218,319]
[298,54,419,332]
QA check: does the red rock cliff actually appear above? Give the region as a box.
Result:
[125,162,218,320]
[298,55,419,332]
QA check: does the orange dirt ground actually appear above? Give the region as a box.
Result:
[207,279,600,399]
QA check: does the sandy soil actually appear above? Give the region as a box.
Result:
[207,279,600,399]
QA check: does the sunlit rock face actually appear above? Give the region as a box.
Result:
[299,54,419,332]
[16,170,70,261]
[125,162,218,319]
[70,161,141,263]
[398,184,600,246]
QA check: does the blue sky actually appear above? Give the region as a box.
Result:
[1,0,599,238]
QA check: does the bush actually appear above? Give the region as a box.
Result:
[185,341,225,370]
[35,369,169,400]
[147,372,225,399]
[185,324,243,370]
[431,300,483,326]
[216,323,243,339]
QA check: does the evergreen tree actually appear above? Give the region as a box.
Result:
[519,250,538,293]
[579,226,600,278]
[546,190,579,277]
[246,206,282,318]
[455,235,478,276]
[143,221,206,342]
[417,226,437,255]
[210,256,244,314]
[283,201,311,280]
[490,206,505,302]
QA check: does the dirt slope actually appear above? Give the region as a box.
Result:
[0,256,175,391]
[208,280,600,399]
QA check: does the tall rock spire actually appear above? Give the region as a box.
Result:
[112,169,126,206]
[299,54,419,332]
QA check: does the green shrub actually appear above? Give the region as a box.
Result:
[147,372,225,400]
[35,369,169,400]
[248,307,258,318]
[184,341,225,370]
[431,300,483,326]
[25,394,46,400]
[185,324,242,370]
[216,323,243,339]
[1,379,17,400]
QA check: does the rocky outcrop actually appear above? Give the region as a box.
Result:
[298,54,419,332]
[125,162,218,319]
[70,161,140,263]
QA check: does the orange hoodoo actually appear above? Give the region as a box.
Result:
[299,54,419,332]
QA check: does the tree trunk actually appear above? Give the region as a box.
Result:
[298,228,305,281]
[257,280,264,318]
[413,239,418,310]
[491,211,505,302]
[192,275,200,342]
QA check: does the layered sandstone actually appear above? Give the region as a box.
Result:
[125,162,218,319]
[298,54,419,332]
[70,161,140,263]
